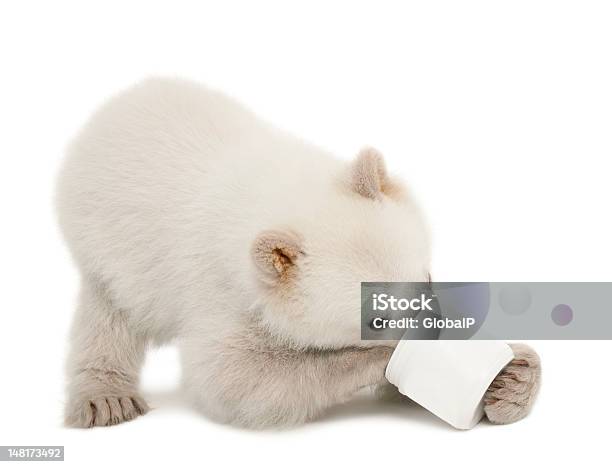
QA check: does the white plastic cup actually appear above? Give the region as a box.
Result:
[385,340,514,429]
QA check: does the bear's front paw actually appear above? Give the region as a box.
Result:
[65,394,149,428]
[484,343,541,424]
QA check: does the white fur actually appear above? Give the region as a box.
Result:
[57,78,431,428]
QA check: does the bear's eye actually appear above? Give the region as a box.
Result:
[368,318,384,331]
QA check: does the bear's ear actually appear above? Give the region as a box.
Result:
[251,229,303,283]
[350,147,404,200]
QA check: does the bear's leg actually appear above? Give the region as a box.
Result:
[212,343,394,428]
[64,279,149,428]
[374,380,413,402]
[484,343,541,424]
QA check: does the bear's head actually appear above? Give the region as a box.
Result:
[251,147,431,349]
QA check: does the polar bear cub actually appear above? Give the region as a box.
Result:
[58,78,436,428]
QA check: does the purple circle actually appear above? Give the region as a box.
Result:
[551,304,573,326]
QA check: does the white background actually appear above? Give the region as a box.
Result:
[1,1,611,466]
